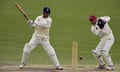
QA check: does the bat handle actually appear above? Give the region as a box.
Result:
[24,14,30,20]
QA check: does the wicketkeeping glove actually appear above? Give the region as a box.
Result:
[97,19,106,29]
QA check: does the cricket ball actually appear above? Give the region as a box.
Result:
[79,56,83,60]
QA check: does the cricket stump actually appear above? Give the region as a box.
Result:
[72,41,78,70]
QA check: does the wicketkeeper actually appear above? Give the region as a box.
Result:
[89,15,115,70]
[19,7,63,70]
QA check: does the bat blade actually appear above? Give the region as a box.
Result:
[15,2,30,20]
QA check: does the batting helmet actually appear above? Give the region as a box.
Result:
[43,7,51,14]
[89,15,97,22]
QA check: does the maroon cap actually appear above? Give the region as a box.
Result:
[89,15,97,21]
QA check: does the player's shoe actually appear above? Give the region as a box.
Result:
[95,64,105,69]
[106,65,114,71]
[56,66,63,70]
[19,63,25,69]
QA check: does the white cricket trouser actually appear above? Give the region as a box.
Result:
[93,33,114,66]
[21,35,60,67]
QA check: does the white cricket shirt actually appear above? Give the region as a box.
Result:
[33,15,52,39]
[91,16,113,40]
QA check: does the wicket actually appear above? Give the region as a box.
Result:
[72,41,78,70]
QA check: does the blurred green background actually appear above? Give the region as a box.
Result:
[0,0,120,66]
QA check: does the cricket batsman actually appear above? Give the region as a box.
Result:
[19,7,63,70]
[89,15,115,70]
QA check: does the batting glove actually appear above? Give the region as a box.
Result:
[27,20,34,25]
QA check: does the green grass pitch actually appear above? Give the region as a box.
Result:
[0,0,120,66]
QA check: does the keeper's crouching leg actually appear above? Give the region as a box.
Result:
[92,50,105,69]
[101,50,114,70]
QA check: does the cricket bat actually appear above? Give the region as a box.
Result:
[15,2,30,20]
